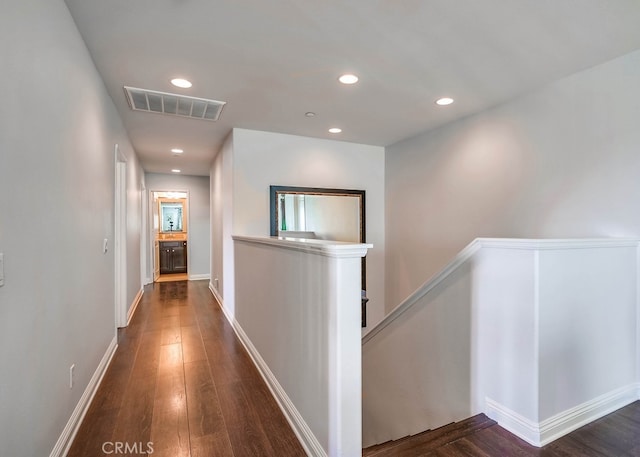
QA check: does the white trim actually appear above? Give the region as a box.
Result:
[232,235,371,259]
[477,237,639,250]
[149,189,159,283]
[485,397,540,446]
[363,238,640,344]
[486,383,640,447]
[208,281,221,304]
[636,244,640,384]
[126,287,144,326]
[49,337,118,457]
[188,273,210,281]
[114,149,127,329]
[148,188,191,284]
[140,181,147,288]
[538,384,639,446]
[207,284,325,457]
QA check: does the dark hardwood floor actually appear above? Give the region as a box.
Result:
[68,280,305,457]
[364,401,640,456]
[69,279,640,457]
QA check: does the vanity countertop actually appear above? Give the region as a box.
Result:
[158,232,187,241]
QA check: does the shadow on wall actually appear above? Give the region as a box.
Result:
[362,262,474,447]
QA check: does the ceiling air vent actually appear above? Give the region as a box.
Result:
[123,86,226,121]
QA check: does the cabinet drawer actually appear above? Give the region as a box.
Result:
[160,241,185,248]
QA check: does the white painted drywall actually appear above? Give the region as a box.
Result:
[234,236,367,456]
[362,262,475,446]
[472,247,539,421]
[363,239,639,447]
[385,50,640,309]
[0,1,143,455]
[230,128,386,327]
[209,133,234,310]
[145,173,210,279]
[126,154,144,313]
[537,246,637,419]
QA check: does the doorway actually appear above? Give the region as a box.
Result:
[150,190,189,283]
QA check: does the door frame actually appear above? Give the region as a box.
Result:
[140,180,151,285]
[114,144,127,329]
[149,189,190,282]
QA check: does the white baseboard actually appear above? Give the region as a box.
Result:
[126,287,144,326]
[484,398,542,446]
[189,273,210,281]
[49,337,118,457]
[486,383,640,447]
[206,284,325,457]
[208,282,222,304]
[537,384,640,446]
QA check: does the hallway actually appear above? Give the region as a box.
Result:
[68,280,305,457]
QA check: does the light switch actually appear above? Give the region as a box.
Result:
[103,239,108,254]
[0,253,4,287]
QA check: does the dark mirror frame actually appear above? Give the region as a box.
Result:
[269,185,367,292]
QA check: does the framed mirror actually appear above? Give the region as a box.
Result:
[269,185,366,292]
[159,199,186,232]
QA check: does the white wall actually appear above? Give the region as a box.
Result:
[0,1,143,455]
[362,262,474,446]
[363,239,639,447]
[126,152,145,311]
[472,247,539,424]
[209,133,234,308]
[230,128,386,326]
[234,237,367,456]
[145,173,210,279]
[476,240,639,445]
[536,246,637,420]
[385,50,640,308]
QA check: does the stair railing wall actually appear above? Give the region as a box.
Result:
[362,238,640,448]
[231,236,371,457]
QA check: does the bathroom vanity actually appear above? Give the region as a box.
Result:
[159,240,187,274]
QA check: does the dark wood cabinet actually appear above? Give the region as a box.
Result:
[159,241,187,274]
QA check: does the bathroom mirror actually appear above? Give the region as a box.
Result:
[160,200,185,232]
[270,185,366,290]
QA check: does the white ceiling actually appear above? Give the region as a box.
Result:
[64,0,640,176]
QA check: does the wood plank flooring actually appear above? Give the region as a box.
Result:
[364,401,640,456]
[155,273,189,283]
[69,279,640,457]
[67,280,305,457]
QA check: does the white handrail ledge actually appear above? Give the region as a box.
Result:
[363,237,639,344]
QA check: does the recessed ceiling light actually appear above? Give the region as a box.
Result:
[170,78,192,89]
[338,74,359,85]
[305,112,316,117]
[171,148,184,154]
[171,169,181,173]
[435,97,454,106]
[328,127,342,134]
